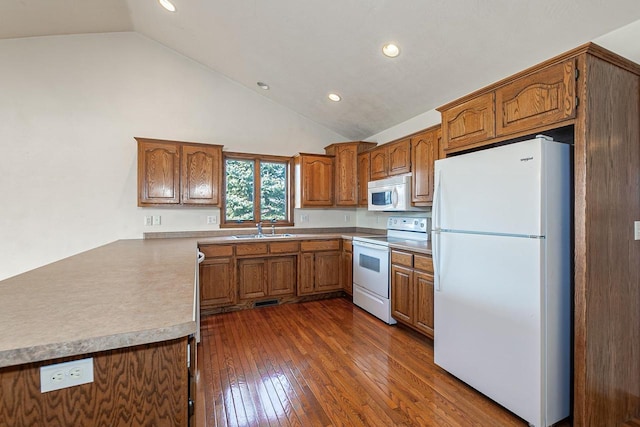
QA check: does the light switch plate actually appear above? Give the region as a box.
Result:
[152,215,161,226]
[634,221,640,240]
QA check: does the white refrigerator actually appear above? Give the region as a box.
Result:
[432,136,571,426]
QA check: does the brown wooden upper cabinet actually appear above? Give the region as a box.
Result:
[495,59,577,136]
[136,137,222,207]
[439,58,578,154]
[324,141,377,207]
[294,153,335,208]
[370,138,411,180]
[410,125,441,206]
[357,152,370,207]
[441,93,496,153]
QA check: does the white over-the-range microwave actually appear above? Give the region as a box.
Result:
[367,174,425,211]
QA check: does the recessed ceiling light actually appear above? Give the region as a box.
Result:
[328,93,341,102]
[382,43,400,58]
[257,82,270,90]
[158,0,176,12]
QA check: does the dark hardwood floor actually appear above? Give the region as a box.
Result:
[198,297,532,426]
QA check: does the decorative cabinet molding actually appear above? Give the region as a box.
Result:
[136,137,222,207]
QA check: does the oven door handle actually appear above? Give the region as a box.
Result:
[352,241,388,252]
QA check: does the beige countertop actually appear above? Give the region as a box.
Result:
[0,231,429,369]
[0,239,199,368]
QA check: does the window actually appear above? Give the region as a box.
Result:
[222,152,293,227]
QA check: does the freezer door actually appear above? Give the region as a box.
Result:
[433,138,567,236]
[434,231,550,426]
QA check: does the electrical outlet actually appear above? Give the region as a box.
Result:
[152,215,161,226]
[144,216,153,226]
[344,215,350,222]
[635,221,640,240]
[40,358,94,393]
[206,215,217,224]
[300,214,309,223]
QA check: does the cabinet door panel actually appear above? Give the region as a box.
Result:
[138,140,180,205]
[369,147,388,180]
[442,93,495,152]
[298,155,334,206]
[357,152,370,207]
[315,252,342,292]
[298,253,315,295]
[200,258,235,307]
[411,128,439,205]
[387,139,411,176]
[268,256,296,296]
[238,259,267,299]
[414,271,434,338]
[391,265,413,323]
[342,251,353,296]
[181,144,221,205]
[496,59,576,136]
[335,144,358,206]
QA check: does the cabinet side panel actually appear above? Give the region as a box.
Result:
[574,55,640,425]
[0,338,189,426]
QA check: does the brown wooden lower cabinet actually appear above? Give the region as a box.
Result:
[341,239,353,296]
[238,256,297,299]
[199,251,235,309]
[298,240,342,295]
[390,249,434,338]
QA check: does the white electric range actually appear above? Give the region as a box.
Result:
[352,216,430,324]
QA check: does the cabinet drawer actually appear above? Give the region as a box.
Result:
[301,240,340,252]
[270,241,300,254]
[414,254,434,273]
[391,250,413,267]
[199,244,233,258]
[343,239,352,253]
[236,243,268,256]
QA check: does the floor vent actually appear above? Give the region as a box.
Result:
[254,299,279,308]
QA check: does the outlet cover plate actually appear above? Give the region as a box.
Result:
[40,358,94,393]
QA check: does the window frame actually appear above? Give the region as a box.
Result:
[221,152,294,228]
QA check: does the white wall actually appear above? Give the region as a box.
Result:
[0,32,348,280]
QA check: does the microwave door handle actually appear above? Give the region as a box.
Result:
[391,188,399,208]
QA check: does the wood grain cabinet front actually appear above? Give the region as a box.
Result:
[137,137,222,207]
[390,250,434,338]
[441,93,496,153]
[341,239,353,296]
[199,249,236,309]
[410,126,441,206]
[294,153,335,207]
[357,152,370,207]
[495,59,577,136]
[298,240,342,295]
[369,139,411,181]
[324,141,377,207]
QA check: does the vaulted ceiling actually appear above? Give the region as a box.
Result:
[2,0,640,139]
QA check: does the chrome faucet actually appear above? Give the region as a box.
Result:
[271,219,276,235]
[256,222,263,237]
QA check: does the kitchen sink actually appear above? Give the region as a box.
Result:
[232,233,296,239]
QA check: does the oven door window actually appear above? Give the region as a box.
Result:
[371,191,392,206]
[359,253,380,272]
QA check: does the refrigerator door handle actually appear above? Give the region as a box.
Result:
[433,229,441,291]
[433,170,442,231]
